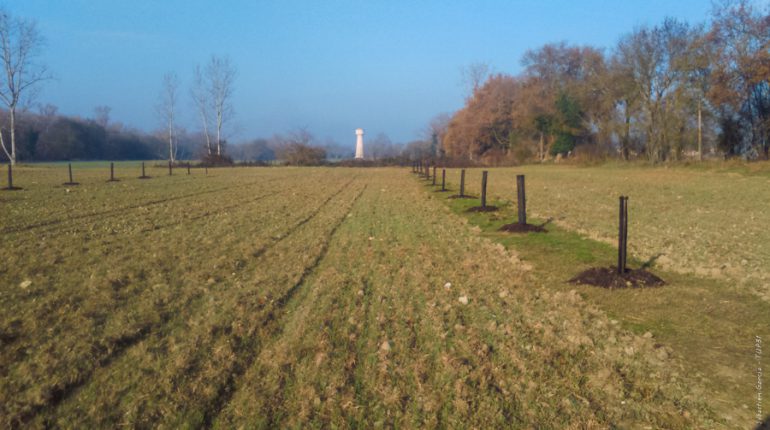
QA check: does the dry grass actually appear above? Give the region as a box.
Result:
[1,164,715,427]
[451,164,770,299]
[439,163,770,428]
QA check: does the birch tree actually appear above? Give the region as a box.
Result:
[0,8,50,165]
[191,56,236,158]
[157,72,179,162]
[191,65,212,155]
[205,56,236,156]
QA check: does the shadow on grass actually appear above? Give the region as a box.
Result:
[437,186,770,427]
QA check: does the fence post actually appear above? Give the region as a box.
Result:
[432,166,436,185]
[168,161,172,176]
[460,169,465,197]
[7,164,12,189]
[108,162,118,182]
[60,162,77,186]
[187,163,191,175]
[517,175,526,225]
[481,170,488,208]
[618,196,628,274]
[139,161,150,179]
[425,162,430,180]
[441,169,446,191]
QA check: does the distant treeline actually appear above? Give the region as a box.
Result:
[1,108,439,165]
[1,109,170,161]
[440,1,769,163]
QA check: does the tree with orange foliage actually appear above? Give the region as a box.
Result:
[707,0,770,158]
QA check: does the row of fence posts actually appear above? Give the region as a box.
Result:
[1,161,208,191]
[410,161,630,274]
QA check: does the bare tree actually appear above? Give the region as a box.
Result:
[93,105,111,128]
[37,103,57,133]
[157,72,179,162]
[0,8,51,165]
[287,126,313,146]
[616,19,693,161]
[190,56,236,158]
[460,62,491,98]
[425,113,451,157]
[368,132,392,160]
[206,56,236,156]
[191,65,212,155]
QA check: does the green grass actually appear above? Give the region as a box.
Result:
[435,165,770,428]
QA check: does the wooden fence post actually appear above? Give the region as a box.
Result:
[618,196,628,274]
[6,164,13,189]
[481,170,488,208]
[187,163,191,175]
[432,166,436,185]
[517,175,526,225]
[64,163,79,185]
[441,169,446,191]
[139,161,150,179]
[108,162,118,182]
[460,169,465,197]
[168,161,173,176]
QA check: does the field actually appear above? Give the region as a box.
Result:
[0,162,766,428]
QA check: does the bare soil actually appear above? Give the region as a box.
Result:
[466,205,498,212]
[569,266,665,289]
[499,222,547,233]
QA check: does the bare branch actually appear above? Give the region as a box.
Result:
[0,7,51,164]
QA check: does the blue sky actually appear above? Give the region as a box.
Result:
[8,0,721,147]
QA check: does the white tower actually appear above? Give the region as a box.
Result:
[355,128,364,159]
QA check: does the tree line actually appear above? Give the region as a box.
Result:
[1,104,426,165]
[441,0,769,163]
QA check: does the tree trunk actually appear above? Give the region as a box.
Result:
[202,117,212,156]
[622,105,631,161]
[539,132,544,162]
[9,107,16,166]
[216,114,222,156]
[697,99,703,161]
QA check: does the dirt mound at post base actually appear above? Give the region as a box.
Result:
[499,222,547,233]
[466,205,498,212]
[447,194,475,199]
[569,267,665,289]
